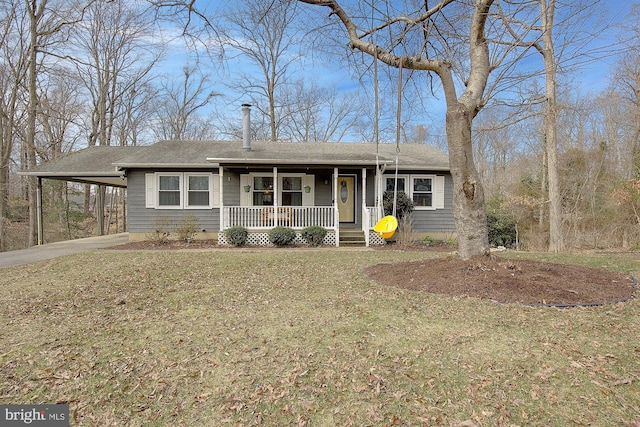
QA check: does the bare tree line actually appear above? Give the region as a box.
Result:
[1,0,638,255]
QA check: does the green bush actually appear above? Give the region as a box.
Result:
[301,226,327,246]
[421,235,435,246]
[268,226,296,246]
[224,226,249,246]
[487,211,517,248]
[382,190,414,221]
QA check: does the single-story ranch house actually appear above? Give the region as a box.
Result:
[23,111,455,247]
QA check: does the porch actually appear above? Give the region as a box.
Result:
[220,205,385,247]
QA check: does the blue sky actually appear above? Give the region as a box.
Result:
[154,0,637,143]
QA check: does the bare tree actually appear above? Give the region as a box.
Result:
[296,0,507,258]
[220,0,303,141]
[24,0,90,245]
[154,63,219,140]
[70,0,161,234]
[281,79,364,142]
[0,0,29,251]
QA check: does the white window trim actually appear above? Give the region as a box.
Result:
[185,172,215,209]
[156,173,183,209]
[383,174,409,193]
[411,174,436,210]
[243,172,313,206]
[148,172,216,210]
[382,173,445,210]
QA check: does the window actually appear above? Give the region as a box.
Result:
[146,173,216,209]
[281,176,302,206]
[385,176,406,193]
[253,176,274,206]
[158,175,181,207]
[187,175,211,207]
[240,173,314,207]
[412,177,433,207]
[383,174,444,210]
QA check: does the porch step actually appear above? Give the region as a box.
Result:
[339,230,366,247]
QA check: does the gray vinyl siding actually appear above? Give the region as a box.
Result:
[411,173,456,233]
[127,168,455,234]
[127,170,220,233]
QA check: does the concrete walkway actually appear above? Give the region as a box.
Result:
[0,233,130,268]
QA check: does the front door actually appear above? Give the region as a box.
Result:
[337,175,356,223]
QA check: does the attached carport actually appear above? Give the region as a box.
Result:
[19,146,143,245]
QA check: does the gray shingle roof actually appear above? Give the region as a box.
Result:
[116,140,450,170]
[22,140,450,186]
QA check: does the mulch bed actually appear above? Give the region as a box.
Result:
[108,240,637,307]
[366,255,637,307]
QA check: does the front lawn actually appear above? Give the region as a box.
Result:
[1,250,638,426]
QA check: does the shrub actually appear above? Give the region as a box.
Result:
[147,217,173,244]
[382,190,414,221]
[301,226,327,246]
[421,235,435,246]
[175,214,199,241]
[487,211,517,248]
[224,226,249,246]
[268,226,296,246]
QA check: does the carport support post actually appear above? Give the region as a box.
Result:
[36,177,43,245]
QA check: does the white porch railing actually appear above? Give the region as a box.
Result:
[365,206,382,246]
[224,206,336,229]
[365,206,382,227]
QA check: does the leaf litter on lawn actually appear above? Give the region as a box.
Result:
[1,250,639,426]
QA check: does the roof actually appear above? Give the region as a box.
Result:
[20,146,146,187]
[113,140,450,170]
[21,140,450,186]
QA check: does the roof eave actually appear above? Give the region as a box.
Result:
[114,162,220,169]
[205,157,394,166]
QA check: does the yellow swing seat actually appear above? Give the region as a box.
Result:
[374,215,398,239]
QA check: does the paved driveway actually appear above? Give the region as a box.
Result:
[0,233,130,268]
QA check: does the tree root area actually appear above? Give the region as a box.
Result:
[366,255,636,306]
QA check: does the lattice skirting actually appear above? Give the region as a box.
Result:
[218,230,337,246]
[368,231,386,246]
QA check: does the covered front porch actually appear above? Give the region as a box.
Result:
[216,166,388,247]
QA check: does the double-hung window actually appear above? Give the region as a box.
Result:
[147,173,215,209]
[187,175,211,207]
[383,174,444,210]
[385,176,407,193]
[281,176,303,206]
[158,175,181,207]
[412,176,433,207]
[240,173,314,207]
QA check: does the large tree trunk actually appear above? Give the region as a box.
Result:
[26,0,39,247]
[446,104,490,259]
[541,0,563,252]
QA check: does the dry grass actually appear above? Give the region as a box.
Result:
[1,249,639,426]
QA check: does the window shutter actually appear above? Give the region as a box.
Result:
[434,175,445,209]
[145,173,155,208]
[302,175,314,206]
[240,174,251,206]
[212,174,220,207]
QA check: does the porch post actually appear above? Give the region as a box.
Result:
[37,176,43,245]
[362,168,369,246]
[273,167,278,209]
[334,167,339,247]
[219,166,224,232]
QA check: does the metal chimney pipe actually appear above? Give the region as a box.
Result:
[242,104,251,151]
